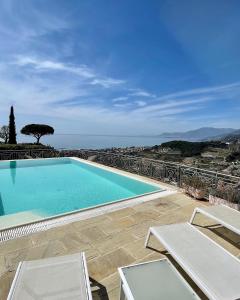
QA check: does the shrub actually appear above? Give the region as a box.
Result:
[160,140,227,157]
[210,181,240,204]
[0,143,53,150]
[225,151,240,162]
[182,175,207,190]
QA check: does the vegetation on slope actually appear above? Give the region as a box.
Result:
[160,140,227,156]
[0,143,53,150]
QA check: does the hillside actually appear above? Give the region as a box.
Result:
[157,127,235,140]
[221,130,240,142]
[159,140,227,156]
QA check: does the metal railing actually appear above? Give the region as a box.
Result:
[0,149,60,160]
[63,150,240,187]
[0,149,239,193]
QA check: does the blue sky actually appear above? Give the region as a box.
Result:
[0,0,240,135]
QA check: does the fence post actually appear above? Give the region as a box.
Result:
[178,166,181,187]
[164,164,167,180]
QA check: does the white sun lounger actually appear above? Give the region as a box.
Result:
[190,204,240,235]
[145,222,240,300]
[118,258,201,300]
[7,252,92,300]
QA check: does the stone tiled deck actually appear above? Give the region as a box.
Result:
[0,192,239,299]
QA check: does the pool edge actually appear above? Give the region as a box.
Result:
[0,156,176,241]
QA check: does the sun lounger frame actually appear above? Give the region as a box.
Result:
[145,222,240,300]
[7,252,92,300]
[190,204,240,235]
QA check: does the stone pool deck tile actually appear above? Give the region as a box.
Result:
[107,207,136,220]
[129,210,160,223]
[0,256,6,278]
[1,192,240,300]
[0,236,32,256]
[78,226,108,243]
[122,237,157,260]
[72,214,112,230]
[0,273,13,300]
[99,216,137,235]
[91,229,139,255]
[59,232,93,252]
[88,248,135,281]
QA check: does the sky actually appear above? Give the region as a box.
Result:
[0,0,240,136]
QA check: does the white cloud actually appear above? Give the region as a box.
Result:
[13,56,125,89]
[135,100,147,107]
[1,54,240,135]
[113,103,131,108]
[14,56,95,79]
[90,78,124,88]
[0,0,69,39]
[128,89,155,98]
[4,47,240,132]
[112,96,128,102]
[154,82,240,102]
[133,97,212,114]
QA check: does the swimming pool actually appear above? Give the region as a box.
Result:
[0,158,162,224]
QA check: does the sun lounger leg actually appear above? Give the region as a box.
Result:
[190,208,199,224]
[119,283,126,300]
[145,229,152,248]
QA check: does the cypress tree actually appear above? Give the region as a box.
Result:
[8,106,17,144]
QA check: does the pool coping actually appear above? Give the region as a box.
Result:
[0,157,176,242]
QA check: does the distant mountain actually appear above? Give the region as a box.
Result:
[157,127,236,140]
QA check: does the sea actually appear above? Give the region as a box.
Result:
[19,134,174,150]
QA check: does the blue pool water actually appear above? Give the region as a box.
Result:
[0,158,161,218]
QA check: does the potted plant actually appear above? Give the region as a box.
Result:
[209,182,240,210]
[182,175,207,200]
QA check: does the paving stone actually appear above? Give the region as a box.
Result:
[107,287,120,300]
[100,217,136,235]
[26,244,49,260]
[60,232,92,251]
[0,272,14,300]
[88,248,134,281]
[78,226,108,243]
[73,214,111,230]
[92,230,137,255]
[171,193,199,206]
[42,240,67,258]
[136,251,163,263]
[85,248,100,260]
[0,236,32,255]
[130,220,159,239]
[30,231,49,246]
[152,198,181,212]
[0,255,6,277]
[107,207,136,220]
[133,203,163,215]
[4,249,27,272]
[123,237,157,259]
[130,210,160,223]
[96,271,120,295]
